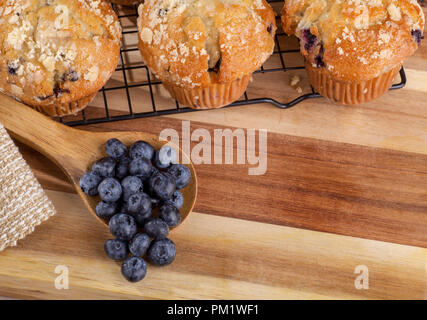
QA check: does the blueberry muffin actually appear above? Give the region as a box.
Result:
[137,0,276,109]
[0,0,122,116]
[282,0,425,104]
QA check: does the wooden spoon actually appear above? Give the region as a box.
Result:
[0,94,197,228]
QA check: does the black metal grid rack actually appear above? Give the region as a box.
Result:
[60,0,407,126]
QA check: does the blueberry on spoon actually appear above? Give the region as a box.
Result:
[154,145,177,169]
[129,141,154,160]
[149,172,176,200]
[105,138,127,159]
[129,157,152,180]
[79,171,102,196]
[129,233,151,257]
[167,164,191,189]
[109,213,137,241]
[96,201,118,219]
[92,157,116,178]
[98,177,122,202]
[121,176,143,201]
[159,203,181,227]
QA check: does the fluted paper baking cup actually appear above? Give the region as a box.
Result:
[32,92,97,117]
[163,75,252,109]
[305,62,402,105]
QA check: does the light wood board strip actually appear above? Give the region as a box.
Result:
[0,190,425,300]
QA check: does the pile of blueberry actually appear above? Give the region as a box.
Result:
[79,138,192,282]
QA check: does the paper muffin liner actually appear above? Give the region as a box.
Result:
[31,92,97,117]
[163,75,252,109]
[305,62,402,105]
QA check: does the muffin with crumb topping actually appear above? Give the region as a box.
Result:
[137,0,276,109]
[107,0,142,6]
[282,0,425,105]
[0,0,121,116]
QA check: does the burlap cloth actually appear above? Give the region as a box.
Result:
[0,123,56,251]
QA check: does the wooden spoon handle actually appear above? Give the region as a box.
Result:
[0,93,82,160]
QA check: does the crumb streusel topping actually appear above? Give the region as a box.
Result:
[0,0,121,106]
[282,0,425,81]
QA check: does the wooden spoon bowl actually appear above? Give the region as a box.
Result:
[0,94,197,228]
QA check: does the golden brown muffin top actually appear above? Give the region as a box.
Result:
[282,0,425,81]
[0,0,121,107]
[137,0,277,88]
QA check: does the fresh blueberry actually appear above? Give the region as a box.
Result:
[121,176,143,201]
[159,203,181,227]
[80,171,102,196]
[98,178,122,202]
[147,238,176,266]
[167,164,191,189]
[92,157,116,178]
[154,145,177,169]
[148,172,176,200]
[104,239,128,261]
[125,192,152,216]
[116,156,130,180]
[109,213,137,241]
[129,157,152,180]
[150,166,160,177]
[121,256,147,282]
[151,197,161,208]
[133,210,153,227]
[129,233,151,257]
[144,218,169,239]
[129,141,154,160]
[105,138,127,159]
[166,190,184,209]
[96,201,117,219]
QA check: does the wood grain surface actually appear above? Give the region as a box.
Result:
[0,4,426,300]
[0,190,426,300]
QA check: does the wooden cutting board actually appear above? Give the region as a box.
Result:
[0,5,426,300]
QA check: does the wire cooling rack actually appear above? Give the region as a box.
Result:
[59,0,407,126]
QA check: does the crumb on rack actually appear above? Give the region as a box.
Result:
[290,75,302,93]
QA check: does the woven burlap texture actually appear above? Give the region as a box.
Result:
[0,123,56,251]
